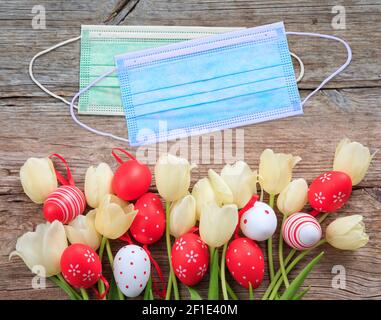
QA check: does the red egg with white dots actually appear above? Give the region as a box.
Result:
[171,233,209,286]
[308,171,352,213]
[226,237,264,289]
[128,193,165,245]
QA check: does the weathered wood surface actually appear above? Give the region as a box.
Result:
[0,0,380,300]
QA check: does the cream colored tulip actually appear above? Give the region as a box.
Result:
[221,161,257,209]
[199,203,238,248]
[10,221,67,277]
[333,138,374,186]
[65,210,101,250]
[20,157,57,204]
[95,194,137,239]
[170,195,197,238]
[208,169,233,205]
[191,178,217,220]
[155,153,196,202]
[277,178,308,216]
[258,149,301,195]
[85,162,114,208]
[326,215,369,250]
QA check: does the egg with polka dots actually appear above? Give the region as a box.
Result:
[129,193,165,245]
[113,244,151,298]
[226,238,264,289]
[240,200,277,241]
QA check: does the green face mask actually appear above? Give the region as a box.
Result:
[78,25,240,115]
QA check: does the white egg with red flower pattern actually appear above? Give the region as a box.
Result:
[240,201,277,241]
[113,244,151,297]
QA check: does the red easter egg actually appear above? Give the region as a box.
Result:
[226,238,264,289]
[43,185,86,224]
[171,233,209,286]
[60,244,102,289]
[129,193,165,245]
[308,171,352,213]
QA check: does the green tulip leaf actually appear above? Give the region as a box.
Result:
[292,286,311,300]
[186,286,202,300]
[208,248,220,300]
[144,276,154,300]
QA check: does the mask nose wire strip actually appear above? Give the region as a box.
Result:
[28,36,81,110]
[286,31,352,106]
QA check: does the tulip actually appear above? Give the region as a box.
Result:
[19,157,58,204]
[191,178,217,220]
[155,153,196,202]
[220,161,257,208]
[326,215,369,250]
[333,138,374,186]
[95,194,137,240]
[258,149,301,195]
[199,203,238,248]
[65,210,101,250]
[84,162,114,208]
[10,220,67,277]
[170,195,197,238]
[277,178,308,216]
[208,169,233,205]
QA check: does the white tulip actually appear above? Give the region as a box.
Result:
[170,195,197,238]
[277,178,308,216]
[208,169,233,205]
[85,162,114,208]
[191,178,217,220]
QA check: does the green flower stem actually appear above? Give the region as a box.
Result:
[249,283,254,300]
[217,265,238,300]
[166,201,180,300]
[106,239,125,300]
[165,271,173,300]
[97,236,107,298]
[220,243,229,300]
[267,193,275,281]
[208,247,219,300]
[278,215,289,288]
[80,288,89,300]
[51,275,82,300]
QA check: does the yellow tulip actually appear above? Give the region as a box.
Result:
[208,169,233,205]
[333,138,374,185]
[155,153,196,202]
[258,149,301,195]
[10,221,68,277]
[95,194,137,240]
[326,215,369,250]
[277,178,308,216]
[199,203,238,248]
[191,178,217,220]
[65,210,102,250]
[85,162,114,208]
[221,161,257,208]
[20,157,57,204]
[170,195,197,238]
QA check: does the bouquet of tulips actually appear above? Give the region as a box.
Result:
[10,139,374,300]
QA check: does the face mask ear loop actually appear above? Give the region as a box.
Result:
[290,52,305,83]
[28,36,81,109]
[286,31,352,106]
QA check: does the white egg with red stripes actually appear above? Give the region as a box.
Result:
[282,212,322,250]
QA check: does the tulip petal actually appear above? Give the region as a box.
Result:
[208,169,233,205]
[170,195,196,238]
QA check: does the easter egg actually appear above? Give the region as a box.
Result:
[240,201,277,241]
[282,212,322,250]
[60,244,101,288]
[226,238,264,288]
[113,244,151,297]
[43,185,86,224]
[171,233,209,286]
[129,193,165,245]
[308,171,352,212]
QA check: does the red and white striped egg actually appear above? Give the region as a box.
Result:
[43,185,86,224]
[171,233,209,286]
[282,212,322,250]
[226,237,264,289]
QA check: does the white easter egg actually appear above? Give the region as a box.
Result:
[240,201,277,241]
[113,244,151,297]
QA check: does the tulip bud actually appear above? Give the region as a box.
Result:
[220,161,257,208]
[155,154,196,202]
[208,169,233,205]
[95,194,137,239]
[333,138,374,186]
[191,178,217,220]
[326,215,369,250]
[20,157,58,204]
[65,210,102,250]
[10,220,68,277]
[277,178,308,216]
[170,195,197,238]
[85,162,114,208]
[258,149,301,195]
[199,203,238,248]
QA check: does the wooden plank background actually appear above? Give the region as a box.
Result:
[0,0,380,300]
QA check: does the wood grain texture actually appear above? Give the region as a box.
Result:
[0,0,380,300]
